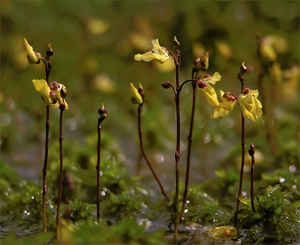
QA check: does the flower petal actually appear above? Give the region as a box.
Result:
[32,79,52,105]
[134,38,169,63]
[238,89,262,121]
[211,91,236,118]
[199,84,219,108]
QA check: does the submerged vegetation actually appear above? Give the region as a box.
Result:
[1,1,299,244]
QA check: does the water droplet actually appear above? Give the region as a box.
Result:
[203,193,208,198]
[203,133,211,144]
[65,118,78,131]
[242,191,247,197]
[289,165,296,173]
[100,191,105,196]
[279,177,285,183]
[184,209,188,213]
[293,185,297,189]
[214,134,224,144]
[31,196,35,200]
[154,153,164,164]
[99,171,103,176]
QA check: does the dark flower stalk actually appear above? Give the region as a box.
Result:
[234,63,247,226]
[180,80,197,220]
[180,55,208,220]
[168,45,181,242]
[249,143,256,212]
[56,103,65,239]
[41,46,53,232]
[96,104,107,222]
[137,102,170,202]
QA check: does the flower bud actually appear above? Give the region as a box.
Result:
[46,44,53,61]
[98,103,107,116]
[173,36,180,49]
[200,51,209,71]
[242,88,250,94]
[138,83,145,98]
[161,81,171,89]
[240,62,247,74]
[248,143,255,157]
[197,80,207,89]
[193,58,201,73]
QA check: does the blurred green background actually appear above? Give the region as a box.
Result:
[0,1,299,189]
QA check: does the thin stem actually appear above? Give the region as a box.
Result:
[56,106,65,240]
[234,68,246,226]
[42,104,50,232]
[180,81,197,220]
[249,143,256,212]
[96,118,102,221]
[41,57,52,233]
[173,51,181,243]
[137,103,170,202]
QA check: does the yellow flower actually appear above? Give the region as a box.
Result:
[134,38,169,63]
[198,72,222,108]
[24,38,41,64]
[198,83,219,108]
[32,79,69,110]
[211,91,237,118]
[238,89,262,121]
[130,83,143,105]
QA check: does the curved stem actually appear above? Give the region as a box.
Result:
[180,81,197,220]
[137,104,170,201]
[56,107,65,239]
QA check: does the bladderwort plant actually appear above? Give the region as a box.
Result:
[96,103,108,221]
[134,37,222,242]
[24,39,69,239]
[134,37,263,241]
[205,62,262,225]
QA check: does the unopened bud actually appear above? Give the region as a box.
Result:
[138,83,145,98]
[60,86,67,99]
[240,62,247,74]
[173,36,180,49]
[197,80,207,89]
[248,143,255,157]
[193,58,201,73]
[98,103,108,117]
[200,52,209,71]
[162,81,171,89]
[242,88,251,94]
[46,44,54,61]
